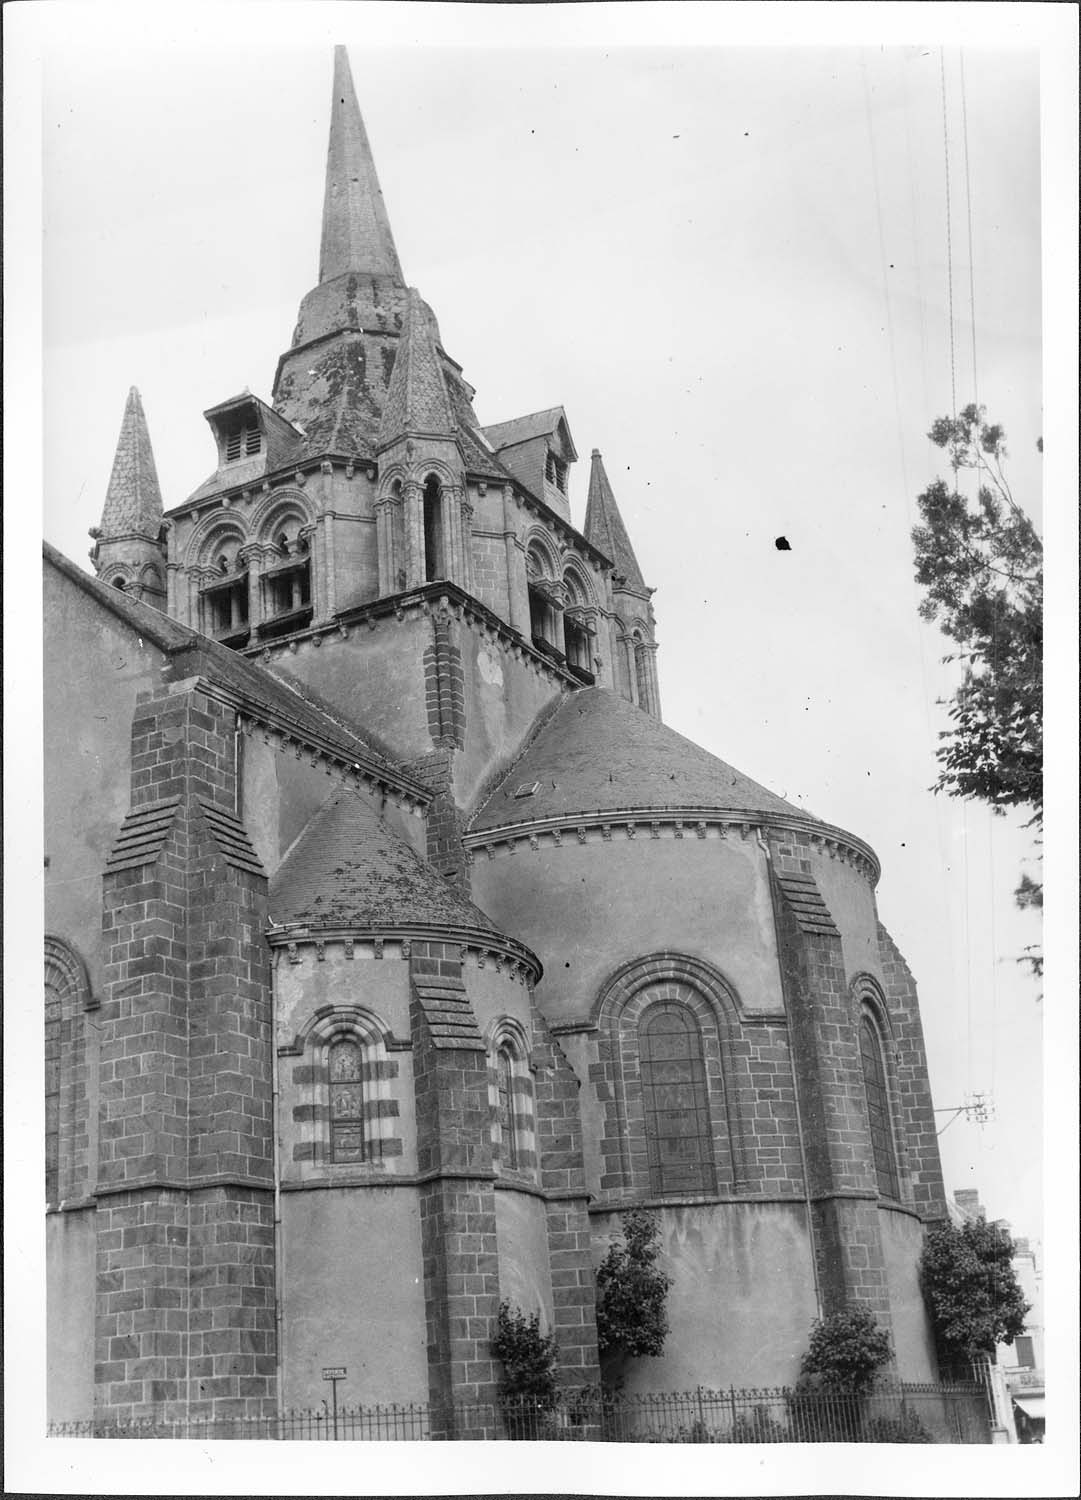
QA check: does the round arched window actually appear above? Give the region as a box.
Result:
[639,1003,716,1195]
[859,1017,899,1199]
[328,1037,366,1163]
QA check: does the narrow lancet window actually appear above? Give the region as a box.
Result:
[860,1017,899,1199]
[497,1045,518,1170]
[329,1037,366,1163]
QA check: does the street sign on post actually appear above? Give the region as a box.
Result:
[321,1367,347,1438]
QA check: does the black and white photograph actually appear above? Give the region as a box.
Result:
[5,1,1077,1494]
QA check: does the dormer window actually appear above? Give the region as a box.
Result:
[224,419,262,463]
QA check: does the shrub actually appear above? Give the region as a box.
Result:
[490,1302,559,1405]
[863,1409,933,1444]
[726,1405,787,1444]
[919,1218,1030,1373]
[595,1209,672,1363]
[798,1308,892,1396]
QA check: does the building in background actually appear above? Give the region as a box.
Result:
[45,47,949,1429]
[951,1189,1044,1442]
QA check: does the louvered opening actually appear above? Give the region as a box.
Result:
[224,420,261,463]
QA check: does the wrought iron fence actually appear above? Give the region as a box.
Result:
[47,1380,991,1443]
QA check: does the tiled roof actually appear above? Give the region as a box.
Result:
[186,394,305,505]
[319,47,404,285]
[99,387,164,538]
[583,449,646,592]
[44,542,416,794]
[377,292,456,447]
[469,687,817,832]
[482,408,567,452]
[270,789,504,933]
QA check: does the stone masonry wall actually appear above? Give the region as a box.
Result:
[409,941,501,1435]
[467,532,512,624]
[769,849,892,1330]
[530,1004,601,1388]
[93,680,276,1423]
[876,923,947,1223]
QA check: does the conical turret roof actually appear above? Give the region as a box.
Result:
[470,688,816,833]
[584,449,646,592]
[377,290,457,449]
[98,387,163,539]
[319,46,404,285]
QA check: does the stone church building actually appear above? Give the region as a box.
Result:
[45,48,948,1427]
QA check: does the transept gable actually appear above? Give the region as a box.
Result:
[44,541,427,812]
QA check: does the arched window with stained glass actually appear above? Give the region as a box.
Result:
[496,1044,519,1170]
[859,1016,899,1200]
[329,1036,366,1164]
[639,1002,716,1196]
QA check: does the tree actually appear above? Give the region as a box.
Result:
[919,1218,1030,1375]
[595,1208,671,1367]
[911,404,1043,977]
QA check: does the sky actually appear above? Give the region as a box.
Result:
[35,10,1049,1231]
[6,2,1079,1493]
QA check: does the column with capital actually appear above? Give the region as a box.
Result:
[403,480,424,588]
[459,493,475,594]
[549,580,567,657]
[375,497,394,596]
[320,514,337,619]
[440,482,458,585]
[166,561,181,620]
[642,639,661,718]
[502,486,529,635]
[619,631,638,704]
[240,545,262,637]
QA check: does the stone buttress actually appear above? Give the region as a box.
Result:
[94,677,276,1423]
[768,842,892,1331]
[409,941,501,1434]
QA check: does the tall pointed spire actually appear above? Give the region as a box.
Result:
[584,449,647,592]
[319,46,404,285]
[99,387,164,538]
[90,387,166,607]
[377,292,456,449]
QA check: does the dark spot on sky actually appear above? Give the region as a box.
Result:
[774,536,791,551]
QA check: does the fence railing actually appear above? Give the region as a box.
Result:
[47,1380,991,1444]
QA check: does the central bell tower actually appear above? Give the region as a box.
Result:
[160,46,660,852]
